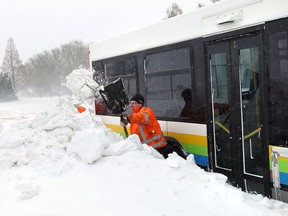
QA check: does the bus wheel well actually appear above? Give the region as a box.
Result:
[164,136,188,159]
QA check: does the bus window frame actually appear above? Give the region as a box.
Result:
[143,44,195,122]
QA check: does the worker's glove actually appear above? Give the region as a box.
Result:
[120,114,129,127]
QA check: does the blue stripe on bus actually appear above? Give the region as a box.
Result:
[193,154,208,167]
[280,172,288,186]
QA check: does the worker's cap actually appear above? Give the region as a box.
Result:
[130,94,144,105]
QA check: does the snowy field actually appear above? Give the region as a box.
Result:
[0,97,288,216]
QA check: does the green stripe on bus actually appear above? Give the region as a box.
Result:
[182,143,208,156]
[118,132,127,139]
[269,158,288,173]
[279,160,288,173]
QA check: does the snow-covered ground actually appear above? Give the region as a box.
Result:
[0,97,288,216]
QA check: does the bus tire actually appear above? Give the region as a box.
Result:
[164,136,188,159]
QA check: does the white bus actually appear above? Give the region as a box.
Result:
[89,0,288,201]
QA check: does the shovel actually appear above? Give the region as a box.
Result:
[99,78,129,137]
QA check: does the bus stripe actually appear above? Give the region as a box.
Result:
[105,124,130,133]
[278,160,288,173]
[193,154,209,167]
[280,172,288,186]
[268,145,288,174]
[269,159,288,173]
[167,132,207,146]
[183,143,208,156]
[105,123,209,166]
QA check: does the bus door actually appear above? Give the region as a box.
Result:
[205,32,270,196]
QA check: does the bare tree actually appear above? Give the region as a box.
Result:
[25,40,88,97]
[198,0,221,9]
[197,3,206,8]
[164,3,183,19]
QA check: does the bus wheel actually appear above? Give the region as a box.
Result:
[164,136,188,159]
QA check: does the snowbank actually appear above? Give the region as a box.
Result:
[0,97,288,216]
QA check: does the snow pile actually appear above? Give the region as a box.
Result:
[68,128,112,163]
[0,97,288,216]
[0,97,126,170]
[0,96,165,173]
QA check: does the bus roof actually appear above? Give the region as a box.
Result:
[89,0,288,61]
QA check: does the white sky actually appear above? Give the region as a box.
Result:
[0,0,205,63]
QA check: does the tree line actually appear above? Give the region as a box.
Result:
[0,38,89,101]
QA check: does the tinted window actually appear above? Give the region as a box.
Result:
[146,48,190,73]
[145,47,192,119]
[146,73,192,118]
[97,56,137,115]
[106,57,136,77]
[269,31,288,75]
[92,61,106,85]
[267,20,288,147]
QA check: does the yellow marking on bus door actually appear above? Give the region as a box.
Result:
[215,121,230,134]
[244,127,261,140]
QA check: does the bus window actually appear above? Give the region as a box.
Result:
[101,56,138,115]
[106,57,137,77]
[106,57,137,104]
[121,78,137,106]
[145,47,192,119]
[92,61,106,86]
[95,77,137,115]
[268,28,288,147]
[145,48,190,72]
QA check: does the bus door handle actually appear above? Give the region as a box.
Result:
[216,145,221,152]
[249,139,254,159]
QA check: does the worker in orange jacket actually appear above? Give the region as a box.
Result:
[121,93,186,159]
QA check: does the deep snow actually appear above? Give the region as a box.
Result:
[0,97,288,216]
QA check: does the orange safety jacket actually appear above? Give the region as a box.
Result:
[128,106,167,149]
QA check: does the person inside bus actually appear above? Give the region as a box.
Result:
[120,93,187,159]
[180,88,193,118]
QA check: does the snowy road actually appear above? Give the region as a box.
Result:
[0,97,59,131]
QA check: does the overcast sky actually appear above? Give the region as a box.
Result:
[0,0,211,63]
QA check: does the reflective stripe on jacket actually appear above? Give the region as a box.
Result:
[128,106,167,149]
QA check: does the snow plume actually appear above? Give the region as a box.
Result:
[65,68,101,101]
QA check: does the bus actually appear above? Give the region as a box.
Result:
[89,0,288,202]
